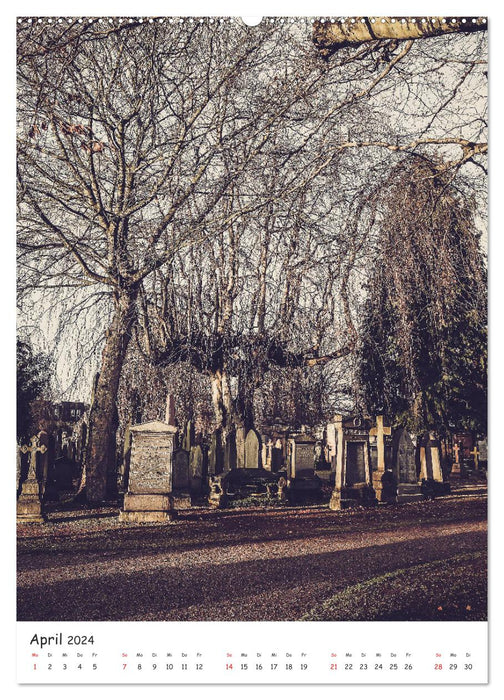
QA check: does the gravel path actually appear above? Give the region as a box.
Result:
[17,492,487,621]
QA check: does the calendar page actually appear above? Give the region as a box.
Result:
[14,2,489,689]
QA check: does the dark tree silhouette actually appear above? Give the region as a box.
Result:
[358,159,487,434]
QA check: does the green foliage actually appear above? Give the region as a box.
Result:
[16,338,52,440]
[358,159,487,435]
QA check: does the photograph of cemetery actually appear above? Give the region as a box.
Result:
[16,17,487,622]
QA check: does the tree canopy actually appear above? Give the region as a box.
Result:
[358,159,487,435]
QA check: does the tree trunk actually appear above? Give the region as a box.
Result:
[210,369,236,432]
[83,290,138,503]
[313,17,487,56]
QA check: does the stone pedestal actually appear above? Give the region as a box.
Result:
[17,478,45,523]
[119,420,177,523]
[120,493,174,523]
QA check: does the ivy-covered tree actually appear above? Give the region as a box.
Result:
[16,338,52,441]
[358,159,487,435]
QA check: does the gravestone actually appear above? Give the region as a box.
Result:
[478,438,488,472]
[452,440,462,475]
[208,429,224,475]
[42,433,60,502]
[393,428,417,484]
[369,416,391,501]
[17,435,47,523]
[224,430,236,472]
[391,428,423,503]
[182,420,195,453]
[288,436,315,478]
[271,439,284,472]
[173,449,190,490]
[208,474,228,508]
[426,433,444,482]
[37,431,50,500]
[172,448,191,509]
[345,442,366,484]
[277,476,288,503]
[119,421,132,493]
[261,436,273,471]
[189,445,204,493]
[245,429,261,469]
[326,421,337,469]
[165,394,176,426]
[119,419,177,522]
[287,434,321,501]
[329,416,375,510]
[235,426,246,469]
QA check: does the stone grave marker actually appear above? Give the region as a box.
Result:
[208,429,224,475]
[288,437,315,479]
[172,448,191,509]
[369,416,391,501]
[329,416,375,510]
[277,476,288,503]
[235,426,246,469]
[189,444,204,493]
[182,420,195,452]
[452,440,462,475]
[261,436,273,471]
[224,430,236,472]
[287,433,321,501]
[391,428,422,503]
[426,433,444,482]
[208,474,228,508]
[478,438,488,472]
[17,435,47,523]
[119,419,177,522]
[326,421,336,468]
[245,429,261,469]
[393,428,417,484]
[271,439,284,472]
[165,394,176,426]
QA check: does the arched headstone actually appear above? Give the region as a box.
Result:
[173,448,190,490]
[245,429,260,469]
[392,428,416,484]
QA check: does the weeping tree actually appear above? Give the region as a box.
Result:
[358,158,487,434]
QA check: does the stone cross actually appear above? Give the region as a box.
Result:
[369,415,392,472]
[470,446,479,468]
[165,394,176,426]
[20,436,48,481]
[453,443,460,463]
[17,435,47,523]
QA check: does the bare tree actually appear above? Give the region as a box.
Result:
[17,18,487,499]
